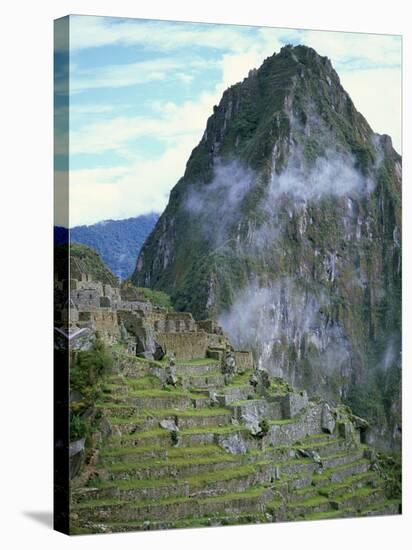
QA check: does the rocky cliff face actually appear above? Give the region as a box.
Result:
[132,45,401,449]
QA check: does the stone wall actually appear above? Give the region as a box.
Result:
[71,287,102,309]
[103,284,121,302]
[154,312,197,333]
[231,399,283,422]
[72,281,104,293]
[234,350,254,371]
[198,319,224,335]
[267,402,323,446]
[155,332,209,361]
[78,310,119,342]
[118,301,152,312]
[280,391,309,418]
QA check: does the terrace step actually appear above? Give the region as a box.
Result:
[103,453,244,481]
[360,499,401,517]
[116,392,195,411]
[286,495,332,517]
[72,510,270,534]
[106,425,247,449]
[191,395,212,408]
[244,437,350,467]
[100,443,225,463]
[317,471,378,499]
[321,450,365,470]
[70,352,399,533]
[107,407,233,434]
[330,485,386,511]
[75,462,274,504]
[216,385,257,405]
[294,434,347,457]
[184,373,226,390]
[300,507,356,521]
[312,458,371,486]
[287,484,319,503]
[73,479,190,505]
[172,362,222,377]
[74,486,273,523]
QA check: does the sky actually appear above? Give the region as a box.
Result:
[54,15,402,227]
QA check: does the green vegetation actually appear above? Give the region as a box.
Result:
[107,406,230,424]
[70,339,113,442]
[136,287,173,309]
[70,213,158,280]
[374,452,402,500]
[170,430,179,446]
[70,242,119,286]
[105,453,238,473]
[178,358,220,366]
[101,443,222,459]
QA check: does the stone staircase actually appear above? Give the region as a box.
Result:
[70,355,400,534]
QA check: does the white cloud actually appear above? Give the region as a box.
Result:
[69,57,213,93]
[339,68,402,152]
[297,30,401,69]
[70,104,115,115]
[67,16,401,72]
[69,89,218,156]
[68,16,280,54]
[67,136,195,226]
[65,18,401,223]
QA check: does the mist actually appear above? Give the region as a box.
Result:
[269,149,374,204]
[218,278,351,388]
[186,149,375,386]
[184,159,256,246]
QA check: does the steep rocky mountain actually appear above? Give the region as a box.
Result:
[132,45,401,449]
[57,213,159,279]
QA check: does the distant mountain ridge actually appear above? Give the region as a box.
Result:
[55,213,159,279]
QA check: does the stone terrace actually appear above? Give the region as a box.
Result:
[70,349,400,534]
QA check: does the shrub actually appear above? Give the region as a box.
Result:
[70,338,113,445]
[170,430,179,446]
[137,287,173,310]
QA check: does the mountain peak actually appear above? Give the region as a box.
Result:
[181,43,376,187]
[131,43,401,447]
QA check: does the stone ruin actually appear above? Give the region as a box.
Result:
[54,261,245,364]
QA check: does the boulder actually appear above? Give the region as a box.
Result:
[321,403,336,434]
[70,390,83,403]
[99,417,112,438]
[218,432,248,454]
[153,341,165,361]
[241,412,261,436]
[159,419,179,432]
[222,351,236,375]
[165,368,178,387]
[209,391,219,406]
[297,448,322,466]
[258,369,271,389]
[249,373,259,388]
[136,321,158,358]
